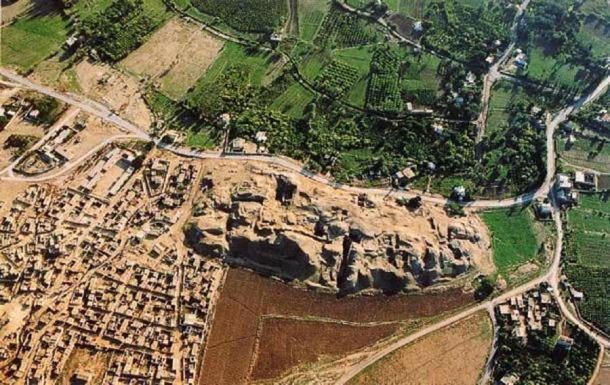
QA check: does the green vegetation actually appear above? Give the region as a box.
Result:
[80,0,169,61]
[565,193,610,334]
[315,59,360,98]
[298,0,330,42]
[269,80,316,118]
[190,0,287,33]
[193,42,275,87]
[3,135,40,158]
[314,4,383,48]
[482,207,539,278]
[24,93,65,125]
[478,104,546,196]
[494,299,599,385]
[516,0,607,90]
[366,45,402,113]
[0,12,70,71]
[423,0,513,66]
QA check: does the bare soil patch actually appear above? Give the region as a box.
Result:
[74,60,152,130]
[591,351,610,385]
[198,268,475,385]
[348,311,493,385]
[121,17,223,99]
[0,115,45,169]
[58,348,110,385]
[1,0,31,26]
[251,317,397,381]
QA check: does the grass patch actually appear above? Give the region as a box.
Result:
[482,207,539,279]
[190,0,287,33]
[193,42,274,87]
[0,13,69,71]
[298,0,331,42]
[185,129,216,149]
[269,81,316,118]
[565,193,610,334]
[525,46,587,89]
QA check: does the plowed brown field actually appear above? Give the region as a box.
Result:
[198,268,475,385]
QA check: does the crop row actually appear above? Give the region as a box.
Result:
[315,60,360,98]
[314,5,381,48]
[366,46,403,113]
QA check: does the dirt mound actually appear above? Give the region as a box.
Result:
[185,160,492,295]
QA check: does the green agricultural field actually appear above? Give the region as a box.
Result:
[482,207,539,279]
[79,0,170,61]
[186,129,216,149]
[314,4,384,49]
[0,13,69,71]
[422,0,513,65]
[397,0,429,19]
[334,46,375,106]
[270,81,316,118]
[194,42,275,87]
[298,0,331,42]
[190,0,287,33]
[559,135,610,173]
[70,0,114,20]
[526,47,587,89]
[565,194,610,334]
[485,80,532,137]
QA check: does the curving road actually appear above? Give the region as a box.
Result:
[1,67,610,382]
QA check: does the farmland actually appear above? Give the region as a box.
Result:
[198,268,475,385]
[565,193,610,335]
[515,0,608,90]
[298,0,331,42]
[251,318,398,382]
[558,134,610,174]
[0,4,70,71]
[121,17,223,99]
[348,311,492,385]
[190,0,287,33]
[481,207,540,280]
[79,0,170,61]
[422,0,513,66]
[314,3,384,49]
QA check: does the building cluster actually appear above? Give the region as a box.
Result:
[496,284,559,342]
[0,150,225,385]
[16,119,86,176]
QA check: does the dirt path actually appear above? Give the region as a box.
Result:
[475,0,531,143]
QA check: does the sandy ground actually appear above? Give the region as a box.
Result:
[0,115,45,169]
[591,351,610,385]
[54,113,123,161]
[74,60,152,131]
[348,311,493,385]
[1,0,31,26]
[121,17,223,99]
[0,299,30,339]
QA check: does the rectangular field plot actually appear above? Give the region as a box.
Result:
[121,18,224,99]
[348,311,492,385]
[192,42,275,87]
[298,0,331,42]
[566,193,610,335]
[0,12,69,71]
[269,80,316,118]
[559,135,610,173]
[526,47,588,89]
[568,210,610,236]
[481,207,539,279]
